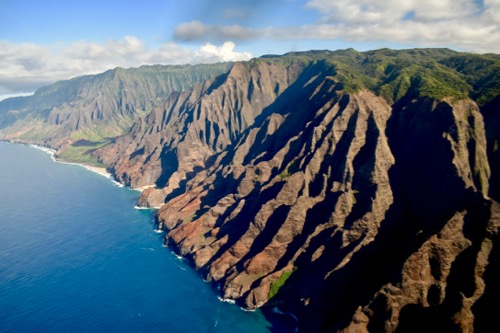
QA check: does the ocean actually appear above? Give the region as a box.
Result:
[0,142,292,332]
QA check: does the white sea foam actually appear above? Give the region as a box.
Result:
[27,144,131,190]
[110,179,124,187]
[217,296,236,304]
[240,307,256,312]
[29,144,56,160]
[134,204,159,209]
[153,229,164,234]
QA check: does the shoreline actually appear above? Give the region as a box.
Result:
[27,141,157,195]
[27,143,160,199]
[8,141,298,330]
[27,143,126,188]
[4,141,158,195]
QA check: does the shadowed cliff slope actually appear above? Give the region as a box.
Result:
[94,49,499,332]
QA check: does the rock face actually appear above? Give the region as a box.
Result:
[156,87,397,309]
[96,59,306,190]
[2,48,500,332]
[93,49,500,332]
[149,92,497,332]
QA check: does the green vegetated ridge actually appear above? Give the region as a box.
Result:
[0,63,232,125]
[0,62,232,136]
[268,268,297,300]
[258,48,499,105]
[0,47,497,167]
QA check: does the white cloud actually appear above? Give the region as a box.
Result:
[2,1,499,100]
[196,41,253,62]
[302,0,500,50]
[306,0,481,22]
[174,21,211,41]
[0,37,252,98]
[172,0,500,53]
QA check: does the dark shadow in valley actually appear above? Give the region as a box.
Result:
[155,147,179,188]
[344,112,380,228]
[287,96,490,332]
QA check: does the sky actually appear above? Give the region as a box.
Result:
[1,0,499,100]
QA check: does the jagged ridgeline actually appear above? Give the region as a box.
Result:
[1,48,500,333]
[0,63,231,164]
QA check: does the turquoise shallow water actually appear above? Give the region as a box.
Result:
[0,142,291,333]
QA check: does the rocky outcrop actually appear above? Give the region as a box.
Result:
[292,96,496,333]
[96,59,307,190]
[147,84,498,333]
[338,202,499,333]
[96,50,499,332]
[156,87,396,308]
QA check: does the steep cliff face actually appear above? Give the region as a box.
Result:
[482,96,500,201]
[44,65,233,133]
[2,48,499,332]
[0,63,231,149]
[94,49,499,332]
[148,90,497,333]
[294,97,495,333]
[156,88,396,308]
[96,59,307,190]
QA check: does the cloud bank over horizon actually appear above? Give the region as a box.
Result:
[174,0,499,53]
[0,38,251,100]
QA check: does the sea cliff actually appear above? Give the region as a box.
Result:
[1,48,499,332]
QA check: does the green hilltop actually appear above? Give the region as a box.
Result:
[258,48,500,105]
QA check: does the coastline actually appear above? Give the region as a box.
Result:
[27,144,161,195]
[2,141,159,195]
[0,141,277,333]
[8,141,298,331]
[26,143,161,207]
[27,144,124,188]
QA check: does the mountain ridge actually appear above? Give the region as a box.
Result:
[0,62,231,163]
[0,48,499,332]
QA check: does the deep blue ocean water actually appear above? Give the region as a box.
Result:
[0,142,292,333]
